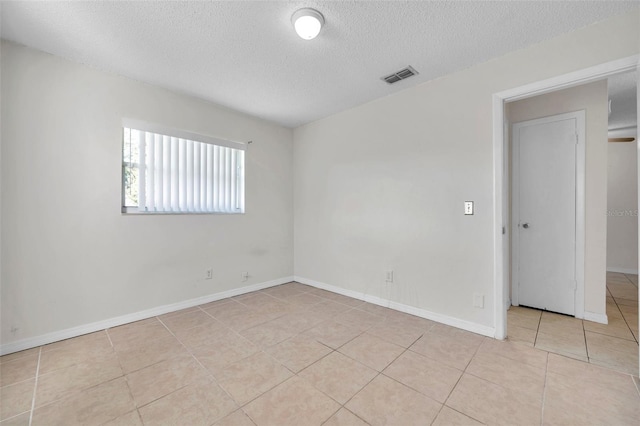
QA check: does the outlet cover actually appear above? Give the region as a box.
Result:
[206,269,213,280]
[473,293,484,308]
[385,270,394,283]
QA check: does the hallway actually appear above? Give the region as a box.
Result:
[508,272,639,375]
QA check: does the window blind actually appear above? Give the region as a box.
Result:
[122,121,245,214]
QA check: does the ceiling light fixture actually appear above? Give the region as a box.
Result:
[292,8,324,40]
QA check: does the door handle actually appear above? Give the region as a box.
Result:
[522,223,530,229]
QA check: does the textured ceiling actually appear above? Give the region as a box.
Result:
[608,71,638,130]
[1,1,638,128]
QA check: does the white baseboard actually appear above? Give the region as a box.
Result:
[294,276,496,338]
[583,311,608,325]
[607,267,639,275]
[0,276,293,356]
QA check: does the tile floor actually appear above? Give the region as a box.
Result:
[508,272,639,375]
[0,281,638,425]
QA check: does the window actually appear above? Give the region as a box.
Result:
[122,120,245,214]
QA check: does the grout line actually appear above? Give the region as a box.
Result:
[539,353,550,426]
[105,328,114,348]
[27,347,42,426]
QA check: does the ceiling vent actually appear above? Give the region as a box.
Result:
[382,66,419,84]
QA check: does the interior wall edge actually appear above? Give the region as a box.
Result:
[0,275,294,356]
[583,311,609,325]
[293,275,496,339]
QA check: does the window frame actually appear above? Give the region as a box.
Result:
[121,119,246,215]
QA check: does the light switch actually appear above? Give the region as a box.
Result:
[464,201,474,215]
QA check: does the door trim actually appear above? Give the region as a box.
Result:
[510,111,586,318]
[492,54,639,341]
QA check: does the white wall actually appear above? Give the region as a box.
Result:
[607,130,638,273]
[293,11,639,331]
[0,41,294,346]
[506,81,609,317]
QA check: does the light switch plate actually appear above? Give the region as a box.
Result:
[464,201,474,215]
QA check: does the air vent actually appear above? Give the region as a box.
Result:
[382,66,419,84]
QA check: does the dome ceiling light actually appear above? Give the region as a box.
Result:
[291,8,324,40]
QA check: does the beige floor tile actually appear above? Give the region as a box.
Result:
[214,409,256,426]
[31,377,135,426]
[0,412,30,426]
[366,322,424,348]
[534,331,587,358]
[285,292,325,307]
[38,338,115,374]
[478,338,548,370]
[382,349,461,403]
[191,329,259,377]
[35,353,123,407]
[355,303,396,318]
[383,311,436,331]
[586,331,639,374]
[0,348,39,365]
[203,300,250,320]
[507,310,541,330]
[430,324,485,344]
[221,310,282,332]
[305,300,352,317]
[114,335,189,374]
[173,319,227,348]
[298,351,377,404]
[338,333,404,371]
[346,375,441,426]
[409,332,481,370]
[323,408,369,426]
[304,320,362,349]
[198,298,236,310]
[547,353,638,396]
[432,406,483,426]
[507,324,537,346]
[159,309,219,333]
[583,318,636,341]
[41,331,110,353]
[125,352,206,407]
[262,285,307,300]
[466,351,546,397]
[107,321,172,350]
[215,351,292,405]
[608,284,638,301]
[0,379,34,421]
[239,320,296,348]
[265,334,332,373]
[233,292,279,308]
[321,293,365,308]
[334,309,384,333]
[614,297,638,307]
[269,311,329,334]
[103,410,143,426]
[0,356,39,388]
[139,376,236,425]
[539,311,584,331]
[157,306,200,319]
[537,321,585,339]
[543,371,640,425]
[244,376,340,426]
[446,374,541,425]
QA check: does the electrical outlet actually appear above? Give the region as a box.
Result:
[241,272,249,282]
[385,270,394,283]
[464,201,474,215]
[473,293,484,308]
[205,268,213,280]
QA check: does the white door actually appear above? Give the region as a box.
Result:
[512,111,585,316]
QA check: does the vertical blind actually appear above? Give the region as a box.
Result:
[123,120,245,214]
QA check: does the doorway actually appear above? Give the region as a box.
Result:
[511,111,585,317]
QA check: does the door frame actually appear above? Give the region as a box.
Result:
[510,111,586,317]
[492,54,639,340]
